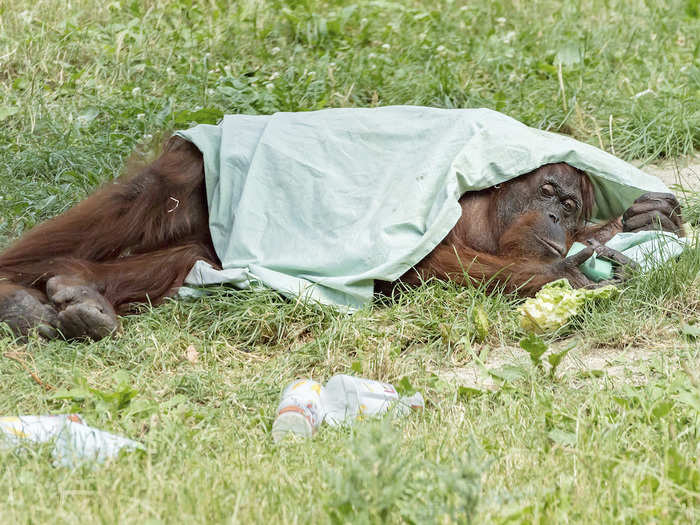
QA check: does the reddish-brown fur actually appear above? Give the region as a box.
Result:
[0,138,218,312]
[0,136,680,340]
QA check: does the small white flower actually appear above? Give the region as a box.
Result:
[265,82,274,90]
[382,43,390,50]
[143,133,153,141]
[436,45,446,53]
[132,87,141,96]
[270,46,281,55]
[368,53,377,59]
[136,113,145,119]
[268,71,280,81]
[496,17,506,25]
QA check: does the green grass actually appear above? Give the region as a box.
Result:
[1,0,699,523]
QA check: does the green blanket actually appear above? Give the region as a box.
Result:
[177,106,671,310]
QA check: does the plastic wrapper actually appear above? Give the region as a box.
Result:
[53,421,145,468]
[392,392,426,417]
[0,414,144,468]
[0,414,84,447]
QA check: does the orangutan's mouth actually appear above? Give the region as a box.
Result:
[534,235,566,258]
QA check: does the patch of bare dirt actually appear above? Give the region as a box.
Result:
[634,155,700,192]
[439,343,663,390]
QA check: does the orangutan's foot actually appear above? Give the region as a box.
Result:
[46,276,120,340]
[0,283,59,339]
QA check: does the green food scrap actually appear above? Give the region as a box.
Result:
[472,305,490,342]
[518,279,618,333]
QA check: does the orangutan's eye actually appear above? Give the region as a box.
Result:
[541,184,556,197]
[562,199,577,213]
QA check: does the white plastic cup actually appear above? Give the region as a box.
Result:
[271,379,324,442]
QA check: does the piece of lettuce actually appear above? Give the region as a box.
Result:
[518,279,618,333]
